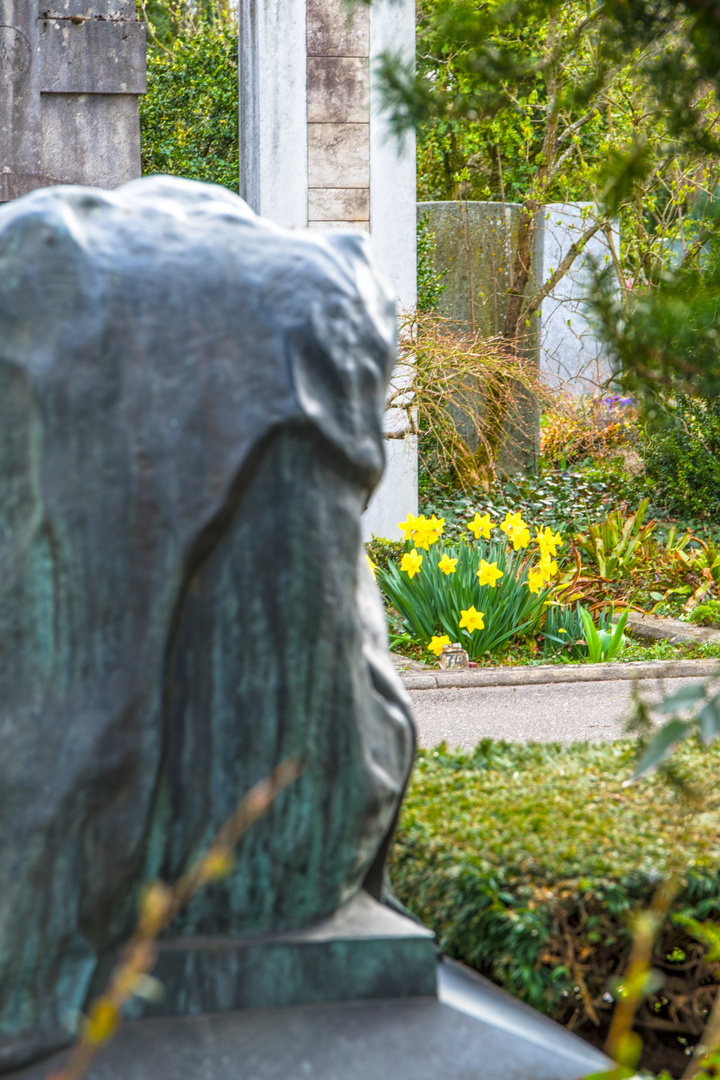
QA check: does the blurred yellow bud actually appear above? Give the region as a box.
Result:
[85,998,118,1045]
[138,882,172,930]
[201,850,235,882]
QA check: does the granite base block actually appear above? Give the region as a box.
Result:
[13,960,610,1080]
[135,893,437,1017]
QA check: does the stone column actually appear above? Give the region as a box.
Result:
[239,0,417,540]
[0,1,146,203]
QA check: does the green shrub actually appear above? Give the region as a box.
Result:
[689,599,720,628]
[140,27,239,190]
[417,213,446,313]
[390,740,720,1038]
[366,536,405,575]
[641,397,720,519]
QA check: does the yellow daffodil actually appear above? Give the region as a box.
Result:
[428,634,451,656]
[509,523,530,551]
[476,559,504,587]
[410,515,430,550]
[539,554,558,582]
[499,511,530,550]
[501,510,524,534]
[413,514,444,549]
[459,605,485,632]
[527,567,544,595]
[365,553,378,580]
[398,513,419,541]
[426,514,445,537]
[467,512,495,540]
[400,548,423,579]
[558,628,567,634]
[535,526,563,559]
[438,553,458,575]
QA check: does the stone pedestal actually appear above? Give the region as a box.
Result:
[0,1,146,202]
[10,956,610,1080]
[93,894,438,1020]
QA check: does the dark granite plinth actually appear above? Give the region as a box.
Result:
[105,893,437,1019]
[11,961,609,1080]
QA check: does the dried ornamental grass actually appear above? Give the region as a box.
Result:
[387,312,551,490]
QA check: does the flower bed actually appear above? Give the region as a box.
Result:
[376,510,564,661]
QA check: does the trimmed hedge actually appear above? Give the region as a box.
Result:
[390,740,720,1042]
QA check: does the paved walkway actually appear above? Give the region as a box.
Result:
[409,675,707,750]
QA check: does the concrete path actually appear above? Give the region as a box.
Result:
[409,675,708,750]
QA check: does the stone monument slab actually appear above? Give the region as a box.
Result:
[0,1,145,202]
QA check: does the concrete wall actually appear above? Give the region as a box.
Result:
[537,203,618,394]
[0,1,145,202]
[239,0,418,542]
[419,200,619,396]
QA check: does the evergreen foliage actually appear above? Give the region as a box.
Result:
[139,19,238,191]
[391,739,720,1038]
[641,397,720,519]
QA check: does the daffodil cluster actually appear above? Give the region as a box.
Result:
[527,526,563,595]
[382,506,567,661]
[398,513,445,550]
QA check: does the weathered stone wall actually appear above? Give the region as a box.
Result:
[419,200,619,394]
[417,201,541,476]
[417,201,526,337]
[0,1,145,202]
[537,203,618,394]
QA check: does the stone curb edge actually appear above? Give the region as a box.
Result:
[401,658,720,691]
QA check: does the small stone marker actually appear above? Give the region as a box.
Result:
[439,642,469,669]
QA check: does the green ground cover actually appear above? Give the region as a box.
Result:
[390,739,720,1074]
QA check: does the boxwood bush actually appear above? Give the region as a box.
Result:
[390,740,720,1057]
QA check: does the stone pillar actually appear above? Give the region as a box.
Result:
[0,1,146,203]
[417,201,526,337]
[417,200,540,476]
[537,203,618,394]
[239,0,417,541]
